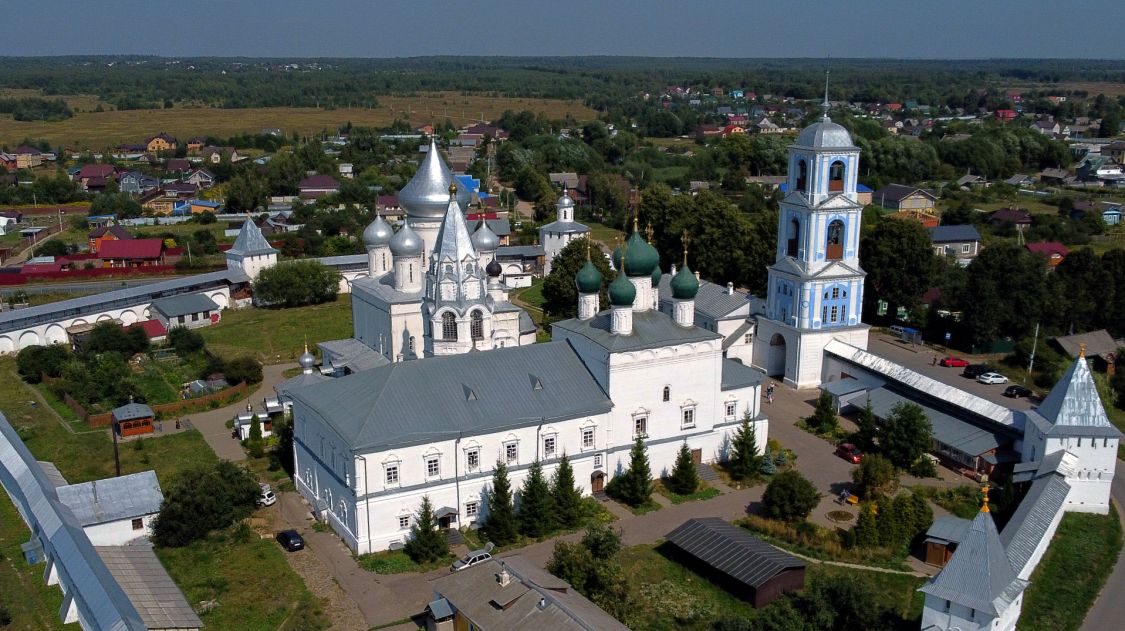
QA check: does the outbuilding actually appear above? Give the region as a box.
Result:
[150,293,219,330]
[111,402,156,437]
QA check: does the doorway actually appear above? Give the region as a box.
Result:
[591,471,605,493]
[767,333,787,378]
[691,449,702,465]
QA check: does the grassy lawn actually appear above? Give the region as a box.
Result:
[0,494,68,631]
[654,480,721,505]
[356,550,454,575]
[512,278,546,311]
[585,221,625,248]
[944,199,1060,216]
[156,525,329,631]
[1020,508,1123,631]
[738,515,912,571]
[911,485,982,520]
[200,296,354,364]
[626,499,662,516]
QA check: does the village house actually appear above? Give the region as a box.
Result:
[144,133,177,153]
[928,225,982,266]
[117,171,160,195]
[98,238,166,268]
[55,470,164,546]
[182,168,215,188]
[200,146,239,164]
[150,293,219,330]
[299,174,341,199]
[989,208,1033,228]
[88,225,133,255]
[873,184,938,214]
[1026,241,1068,267]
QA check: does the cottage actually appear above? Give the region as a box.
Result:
[989,208,1033,228]
[299,174,341,199]
[200,146,239,164]
[150,293,219,330]
[111,402,156,438]
[117,171,160,195]
[182,168,215,188]
[1026,242,1068,266]
[88,225,133,255]
[928,225,982,265]
[872,184,938,213]
[56,470,163,545]
[144,133,177,153]
[98,238,165,268]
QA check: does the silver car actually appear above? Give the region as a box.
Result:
[451,542,495,572]
[977,372,1008,385]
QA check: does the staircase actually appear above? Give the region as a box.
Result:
[443,529,465,546]
[695,463,720,483]
[592,490,609,502]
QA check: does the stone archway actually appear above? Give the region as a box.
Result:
[767,333,787,378]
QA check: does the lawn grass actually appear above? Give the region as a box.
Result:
[1020,507,1123,631]
[911,485,982,520]
[512,278,546,311]
[585,221,625,248]
[654,480,721,505]
[199,296,354,364]
[626,499,662,516]
[356,550,454,575]
[156,524,329,631]
[0,493,68,631]
[738,515,912,572]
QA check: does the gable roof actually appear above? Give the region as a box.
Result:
[1031,356,1119,437]
[873,184,936,204]
[659,274,750,320]
[95,545,204,630]
[227,217,279,257]
[98,238,164,259]
[928,224,981,243]
[55,470,163,527]
[151,293,218,318]
[721,358,764,391]
[919,510,1026,616]
[1000,472,1071,577]
[299,174,340,190]
[112,402,154,421]
[1053,329,1120,360]
[989,208,1032,223]
[665,518,805,589]
[1026,242,1068,257]
[89,225,133,240]
[288,341,613,452]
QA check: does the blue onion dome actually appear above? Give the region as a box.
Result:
[486,257,502,278]
[575,260,603,294]
[471,220,499,252]
[608,272,636,307]
[622,231,659,277]
[362,214,393,248]
[670,264,700,300]
[388,223,423,257]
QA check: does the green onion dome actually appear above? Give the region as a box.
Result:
[608,273,636,306]
[670,264,700,300]
[575,260,604,294]
[619,231,658,276]
[651,263,662,286]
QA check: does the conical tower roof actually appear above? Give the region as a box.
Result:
[1035,353,1116,434]
[432,185,477,266]
[227,217,278,257]
[398,138,471,218]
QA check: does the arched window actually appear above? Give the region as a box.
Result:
[662,386,670,402]
[408,263,414,283]
[787,218,800,257]
[826,220,844,260]
[470,310,484,340]
[408,336,415,353]
[442,312,458,340]
[828,160,845,192]
[796,159,808,192]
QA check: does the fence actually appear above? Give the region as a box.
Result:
[0,265,186,286]
[41,372,248,427]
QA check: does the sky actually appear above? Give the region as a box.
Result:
[1,0,1122,59]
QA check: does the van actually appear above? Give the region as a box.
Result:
[888,325,906,337]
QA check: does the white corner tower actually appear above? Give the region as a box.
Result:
[540,186,589,275]
[752,79,869,388]
[226,216,279,281]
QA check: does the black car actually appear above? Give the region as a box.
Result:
[276,530,305,552]
[1004,385,1033,398]
[962,364,990,379]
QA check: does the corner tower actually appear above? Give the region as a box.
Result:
[752,92,869,388]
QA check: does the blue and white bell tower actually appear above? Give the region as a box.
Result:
[752,92,870,388]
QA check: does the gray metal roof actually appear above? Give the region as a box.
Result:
[928,224,981,243]
[794,117,856,149]
[721,359,764,391]
[820,375,884,398]
[552,309,721,354]
[316,337,389,373]
[426,598,453,620]
[0,413,147,630]
[1053,329,1121,359]
[925,515,971,544]
[151,293,218,318]
[539,220,590,235]
[850,387,1010,457]
[275,370,330,399]
[825,340,1017,427]
[112,402,155,422]
[518,310,536,335]
[289,341,612,452]
[722,321,754,350]
[659,274,751,320]
[665,518,805,589]
[495,245,545,258]
[96,545,204,630]
[919,510,1027,616]
[483,218,511,237]
[1031,356,1120,438]
[56,471,163,527]
[1000,473,1071,577]
[352,272,423,305]
[433,198,478,267]
[0,268,247,335]
[37,460,69,488]
[227,216,278,256]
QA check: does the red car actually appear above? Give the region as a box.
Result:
[835,443,863,464]
[940,356,969,368]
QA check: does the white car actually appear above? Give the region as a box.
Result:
[977,372,1008,385]
[258,490,277,507]
[451,542,495,572]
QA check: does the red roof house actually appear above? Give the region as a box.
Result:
[299,175,341,199]
[1026,242,1069,266]
[98,238,166,268]
[126,319,168,341]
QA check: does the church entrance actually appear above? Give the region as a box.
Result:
[591,471,605,493]
[691,449,702,465]
[767,333,787,378]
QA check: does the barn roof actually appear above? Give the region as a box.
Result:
[665,518,804,589]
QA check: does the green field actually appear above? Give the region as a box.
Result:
[0,494,68,630]
[200,296,354,364]
[585,221,626,249]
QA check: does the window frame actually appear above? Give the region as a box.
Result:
[543,435,557,459]
[725,401,737,419]
[504,442,518,464]
[425,456,440,478]
[581,427,595,449]
[398,515,410,530]
[464,501,479,518]
[681,406,697,429]
[465,447,480,471]
[441,312,458,341]
[634,416,648,438]
[131,517,144,531]
[385,464,400,486]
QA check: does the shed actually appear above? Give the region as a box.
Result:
[924,515,971,567]
[664,517,805,607]
[111,402,156,437]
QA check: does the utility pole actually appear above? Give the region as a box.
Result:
[111,417,121,477]
[1028,322,1040,376]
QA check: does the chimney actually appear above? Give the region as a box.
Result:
[727,282,734,295]
[497,565,512,587]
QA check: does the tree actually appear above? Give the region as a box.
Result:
[225,170,269,212]
[962,243,1050,346]
[167,326,205,356]
[253,260,342,308]
[483,462,519,545]
[805,391,839,434]
[152,461,260,547]
[223,356,263,385]
[852,504,880,548]
[852,401,879,452]
[541,237,612,321]
[84,320,148,357]
[666,442,700,495]
[761,470,820,521]
[404,496,449,563]
[16,344,72,383]
[860,219,935,321]
[851,453,896,500]
[581,522,623,559]
[546,524,631,622]
[879,402,932,469]
[726,412,761,480]
[551,453,584,530]
[246,414,264,458]
[518,460,556,538]
[608,437,653,507]
[32,238,68,257]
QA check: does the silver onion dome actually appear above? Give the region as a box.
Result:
[389,223,423,257]
[398,138,471,219]
[794,116,855,149]
[471,220,499,252]
[557,190,575,209]
[298,347,316,370]
[362,214,394,248]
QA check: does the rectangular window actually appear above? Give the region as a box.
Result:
[385,465,399,485]
[466,449,480,471]
[131,518,144,531]
[682,408,696,429]
[594,454,603,468]
[726,402,736,418]
[821,305,827,322]
[398,516,410,529]
[634,417,647,437]
[582,428,595,449]
[961,243,971,254]
[505,443,518,464]
[426,457,440,478]
[465,501,478,518]
[543,436,556,459]
[744,333,752,344]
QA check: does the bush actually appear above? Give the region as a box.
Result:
[805,391,840,434]
[851,453,897,500]
[761,470,820,521]
[223,356,263,385]
[253,260,341,308]
[152,461,260,547]
[32,239,69,258]
[16,344,72,383]
[879,402,932,468]
[167,326,205,356]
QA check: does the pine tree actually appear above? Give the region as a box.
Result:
[760,447,777,475]
[484,461,519,545]
[612,437,653,507]
[404,496,448,563]
[247,414,264,458]
[853,503,880,548]
[551,453,584,530]
[518,460,557,538]
[667,442,700,495]
[774,449,787,466]
[853,401,879,451]
[727,412,761,480]
[806,391,839,434]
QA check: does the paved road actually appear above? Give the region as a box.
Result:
[183,362,295,461]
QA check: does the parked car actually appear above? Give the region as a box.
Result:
[962,364,991,378]
[977,372,1009,385]
[451,542,495,572]
[258,489,277,507]
[940,356,969,367]
[835,443,863,464]
[276,530,305,552]
[1003,385,1033,398]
